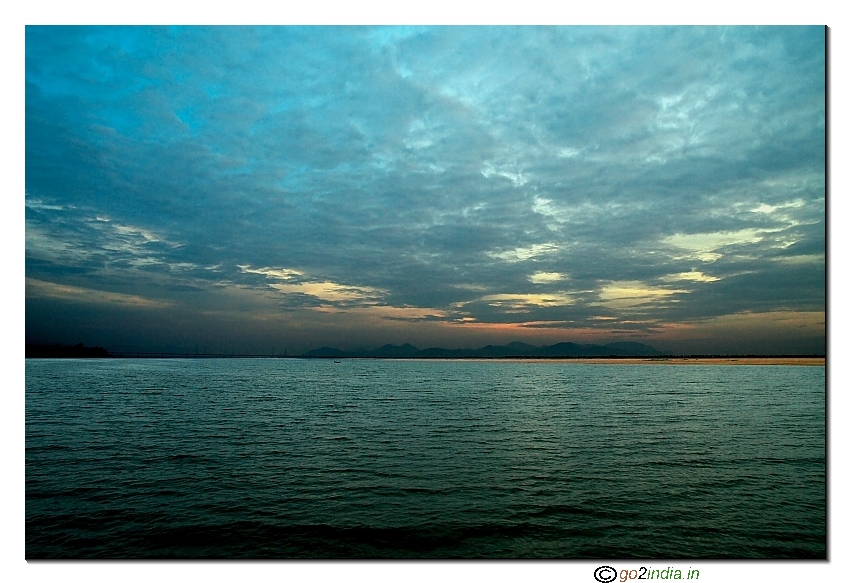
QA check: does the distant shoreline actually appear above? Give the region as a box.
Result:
[319,356,825,366]
[483,357,825,366]
[25,353,825,365]
[27,342,824,363]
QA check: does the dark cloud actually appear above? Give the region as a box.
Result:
[25,26,825,353]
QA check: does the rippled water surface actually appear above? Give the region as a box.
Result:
[26,359,825,558]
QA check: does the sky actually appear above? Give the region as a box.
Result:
[24,25,826,355]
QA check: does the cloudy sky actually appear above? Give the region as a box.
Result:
[25,26,825,355]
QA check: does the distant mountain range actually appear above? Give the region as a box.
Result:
[303,341,662,359]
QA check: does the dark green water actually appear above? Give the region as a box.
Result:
[25,359,825,558]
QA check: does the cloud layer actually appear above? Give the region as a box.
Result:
[25,26,825,354]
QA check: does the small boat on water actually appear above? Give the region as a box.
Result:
[333,360,341,363]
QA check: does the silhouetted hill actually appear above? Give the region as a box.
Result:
[303,346,349,358]
[604,341,662,356]
[414,347,473,358]
[302,341,661,358]
[26,343,111,358]
[476,342,540,357]
[536,342,662,357]
[368,343,420,357]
